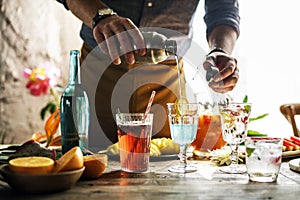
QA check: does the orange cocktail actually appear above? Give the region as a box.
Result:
[191,114,226,151]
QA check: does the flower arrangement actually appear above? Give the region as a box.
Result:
[23,62,62,146]
[23,62,61,120]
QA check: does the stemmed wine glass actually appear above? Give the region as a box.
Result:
[167,103,200,173]
[219,102,252,174]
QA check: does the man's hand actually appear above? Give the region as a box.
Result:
[93,15,146,65]
[203,51,239,93]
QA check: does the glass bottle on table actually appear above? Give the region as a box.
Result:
[60,50,90,155]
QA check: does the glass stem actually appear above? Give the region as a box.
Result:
[179,144,188,169]
[230,144,239,165]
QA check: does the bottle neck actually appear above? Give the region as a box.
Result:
[69,50,81,84]
[165,40,177,56]
[142,32,177,56]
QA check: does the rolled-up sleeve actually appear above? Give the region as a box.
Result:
[56,0,69,10]
[204,0,240,38]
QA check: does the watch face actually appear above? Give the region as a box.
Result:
[99,8,113,15]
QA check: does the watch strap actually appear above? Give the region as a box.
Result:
[207,48,227,56]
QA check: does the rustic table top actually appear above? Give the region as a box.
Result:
[0,157,300,200]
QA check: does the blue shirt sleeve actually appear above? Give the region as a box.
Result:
[56,0,69,10]
[204,0,240,38]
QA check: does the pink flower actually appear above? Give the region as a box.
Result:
[23,62,61,97]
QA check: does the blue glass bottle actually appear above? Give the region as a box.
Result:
[60,50,90,155]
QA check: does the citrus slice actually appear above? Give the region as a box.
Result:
[81,154,107,179]
[9,156,54,174]
[175,97,189,116]
[175,97,189,104]
[53,146,84,173]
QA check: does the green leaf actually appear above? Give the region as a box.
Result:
[246,147,255,157]
[244,105,251,113]
[0,129,14,144]
[247,129,268,137]
[49,103,57,113]
[243,95,248,103]
[249,113,269,122]
[0,130,7,144]
[40,102,57,120]
[40,105,49,120]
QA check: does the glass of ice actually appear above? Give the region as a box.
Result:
[167,103,200,173]
[245,137,283,182]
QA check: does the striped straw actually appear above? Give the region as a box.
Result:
[144,90,156,120]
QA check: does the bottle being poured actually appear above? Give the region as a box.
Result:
[132,31,184,103]
[133,31,177,64]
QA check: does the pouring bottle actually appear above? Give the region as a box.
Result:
[133,31,177,64]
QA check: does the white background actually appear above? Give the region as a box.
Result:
[186,0,300,138]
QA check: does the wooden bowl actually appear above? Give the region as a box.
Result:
[0,164,84,194]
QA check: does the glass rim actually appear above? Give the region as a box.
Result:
[219,102,252,106]
[246,137,282,141]
[166,102,200,106]
[116,113,153,116]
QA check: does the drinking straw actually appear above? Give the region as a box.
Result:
[128,91,156,170]
[144,90,156,120]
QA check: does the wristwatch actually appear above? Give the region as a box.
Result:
[92,8,116,28]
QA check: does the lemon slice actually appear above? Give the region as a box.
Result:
[175,97,189,116]
[9,156,54,174]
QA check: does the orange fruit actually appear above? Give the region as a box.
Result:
[81,154,107,179]
[9,156,54,174]
[53,146,84,173]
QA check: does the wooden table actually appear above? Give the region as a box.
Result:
[0,158,300,200]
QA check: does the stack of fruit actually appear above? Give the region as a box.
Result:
[6,143,107,180]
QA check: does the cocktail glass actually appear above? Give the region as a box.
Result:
[191,104,226,151]
[167,103,199,173]
[219,102,252,173]
[116,113,153,173]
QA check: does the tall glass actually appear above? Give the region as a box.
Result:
[219,103,252,173]
[167,103,199,173]
[116,113,153,173]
